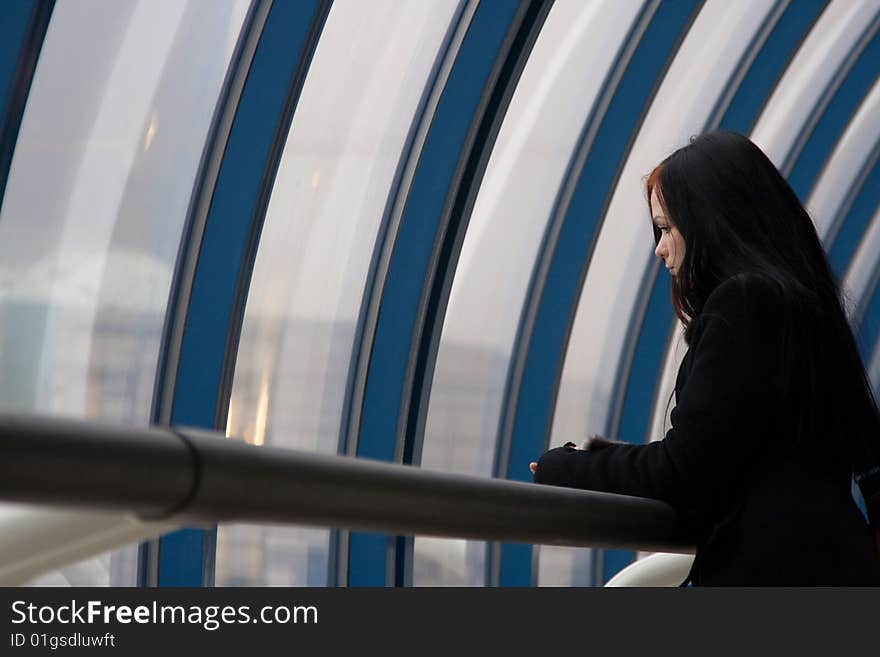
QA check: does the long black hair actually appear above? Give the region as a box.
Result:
[646,130,879,461]
[647,131,835,333]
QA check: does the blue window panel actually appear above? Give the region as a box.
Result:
[787,26,880,201]
[155,0,327,587]
[499,0,702,588]
[0,2,35,105]
[717,0,827,135]
[602,0,826,586]
[156,528,216,589]
[347,533,394,588]
[498,544,533,588]
[827,154,880,278]
[615,269,671,445]
[0,0,53,210]
[350,0,525,587]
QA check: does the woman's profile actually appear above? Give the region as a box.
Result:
[531,130,880,586]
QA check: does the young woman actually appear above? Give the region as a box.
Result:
[531,131,880,585]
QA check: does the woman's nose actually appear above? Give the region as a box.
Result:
[654,239,664,259]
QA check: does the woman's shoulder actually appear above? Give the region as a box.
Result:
[701,272,786,325]
[686,272,801,349]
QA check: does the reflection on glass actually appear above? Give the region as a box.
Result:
[214,0,460,587]
[0,0,250,585]
[415,0,644,586]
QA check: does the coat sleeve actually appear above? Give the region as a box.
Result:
[533,275,786,520]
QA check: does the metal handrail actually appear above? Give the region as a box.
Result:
[0,414,694,554]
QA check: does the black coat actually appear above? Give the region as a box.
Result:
[534,274,880,585]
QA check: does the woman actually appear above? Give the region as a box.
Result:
[531,131,880,585]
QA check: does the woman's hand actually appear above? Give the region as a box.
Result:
[530,442,578,476]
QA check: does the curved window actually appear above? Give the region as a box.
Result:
[0,0,250,585]
[751,0,880,166]
[416,0,644,586]
[214,0,461,587]
[806,77,880,242]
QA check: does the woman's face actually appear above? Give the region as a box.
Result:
[651,188,685,276]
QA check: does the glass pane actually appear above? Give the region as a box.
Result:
[415,0,645,587]
[752,0,880,166]
[0,0,250,585]
[806,77,880,241]
[549,0,774,583]
[844,205,880,322]
[215,0,461,587]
